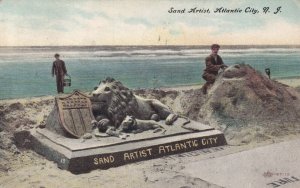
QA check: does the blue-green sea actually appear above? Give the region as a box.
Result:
[0,45,299,99]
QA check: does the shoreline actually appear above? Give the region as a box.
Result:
[1,78,299,102]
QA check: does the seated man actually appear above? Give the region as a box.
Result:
[202,44,228,94]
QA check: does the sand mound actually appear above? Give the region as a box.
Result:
[182,64,300,144]
[205,64,300,125]
[0,97,54,175]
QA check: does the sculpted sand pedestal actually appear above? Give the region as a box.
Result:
[28,124,226,173]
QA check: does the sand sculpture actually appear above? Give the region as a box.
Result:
[90,77,184,138]
[22,77,226,173]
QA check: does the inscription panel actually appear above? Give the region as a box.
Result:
[67,133,227,173]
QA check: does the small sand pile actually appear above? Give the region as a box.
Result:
[0,98,54,175]
[182,64,300,144]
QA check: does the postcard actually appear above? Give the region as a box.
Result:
[0,0,299,188]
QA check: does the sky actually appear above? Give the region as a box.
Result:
[0,0,299,46]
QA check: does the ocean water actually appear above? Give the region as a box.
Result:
[0,45,299,99]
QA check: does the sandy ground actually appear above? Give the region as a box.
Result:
[276,78,300,88]
[182,137,300,188]
[0,78,300,188]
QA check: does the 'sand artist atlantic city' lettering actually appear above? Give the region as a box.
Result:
[93,137,219,166]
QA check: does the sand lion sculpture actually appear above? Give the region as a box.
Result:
[90,77,182,137]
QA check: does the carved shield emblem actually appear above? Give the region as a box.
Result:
[56,90,95,138]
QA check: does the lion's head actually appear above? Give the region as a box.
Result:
[91,77,138,127]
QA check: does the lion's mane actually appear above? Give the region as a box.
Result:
[100,78,139,127]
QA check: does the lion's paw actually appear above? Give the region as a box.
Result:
[165,114,179,125]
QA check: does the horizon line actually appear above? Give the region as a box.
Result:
[0,44,300,48]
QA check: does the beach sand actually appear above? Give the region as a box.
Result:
[276,78,300,88]
[0,78,300,188]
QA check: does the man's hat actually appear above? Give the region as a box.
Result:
[211,44,220,49]
[54,53,60,57]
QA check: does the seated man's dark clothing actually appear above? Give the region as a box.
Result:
[202,54,224,94]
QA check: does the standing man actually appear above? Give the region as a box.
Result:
[52,53,67,93]
[202,44,227,94]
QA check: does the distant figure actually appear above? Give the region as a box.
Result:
[52,54,67,93]
[265,68,271,79]
[202,44,228,94]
